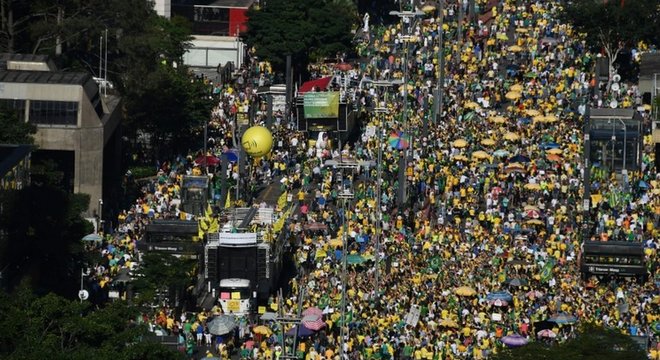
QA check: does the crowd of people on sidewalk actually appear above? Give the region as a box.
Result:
[78,0,660,359]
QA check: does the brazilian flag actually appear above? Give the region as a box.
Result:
[540,258,556,283]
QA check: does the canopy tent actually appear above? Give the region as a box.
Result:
[298,76,334,95]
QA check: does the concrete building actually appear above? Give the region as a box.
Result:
[161,0,255,73]
[154,0,172,18]
[0,54,122,216]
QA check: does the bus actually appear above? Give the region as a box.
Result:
[580,241,647,281]
[218,278,252,317]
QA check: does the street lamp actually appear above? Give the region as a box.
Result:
[419,1,445,126]
[390,9,425,208]
[98,199,103,234]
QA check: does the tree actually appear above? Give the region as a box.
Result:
[244,0,357,75]
[0,102,35,144]
[491,323,646,360]
[0,183,92,297]
[560,0,660,84]
[0,284,183,359]
[131,252,197,307]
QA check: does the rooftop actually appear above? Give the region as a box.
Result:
[0,52,92,86]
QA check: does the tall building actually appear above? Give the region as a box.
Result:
[0,54,122,217]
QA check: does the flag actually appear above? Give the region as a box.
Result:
[540,258,556,283]
[225,192,231,209]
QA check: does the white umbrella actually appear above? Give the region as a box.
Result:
[207,315,237,335]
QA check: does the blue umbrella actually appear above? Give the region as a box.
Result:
[285,325,314,337]
[223,149,239,163]
[547,313,577,324]
[486,291,513,302]
[509,154,531,163]
[540,142,559,150]
[639,180,650,189]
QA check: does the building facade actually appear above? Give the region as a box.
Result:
[0,54,122,216]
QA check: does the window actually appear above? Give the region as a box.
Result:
[29,100,78,126]
[0,99,26,122]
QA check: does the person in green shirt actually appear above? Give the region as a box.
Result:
[402,342,414,360]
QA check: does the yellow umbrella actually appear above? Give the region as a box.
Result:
[525,109,541,116]
[503,132,520,141]
[455,286,477,297]
[453,154,469,162]
[524,183,541,190]
[507,162,525,169]
[439,319,459,328]
[515,28,529,33]
[480,138,496,146]
[328,238,343,247]
[252,325,273,336]
[532,115,546,123]
[526,219,544,226]
[505,91,522,100]
[452,139,468,148]
[464,101,479,109]
[547,148,563,155]
[489,116,507,124]
[508,45,523,52]
[543,114,558,123]
[472,150,490,160]
[510,84,524,92]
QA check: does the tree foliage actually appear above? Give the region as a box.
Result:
[0,184,92,297]
[0,102,35,144]
[0,284,183,359]
[131,252,197,306]
[244,0,358,74]
[0,0,213,159]
[492,323,646,360]
[560,0,660,77]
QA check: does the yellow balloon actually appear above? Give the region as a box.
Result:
[241,126,273,158]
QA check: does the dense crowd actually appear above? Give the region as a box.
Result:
[79,0,660,359]
[262,0,660,359]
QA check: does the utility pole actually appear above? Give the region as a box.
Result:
[582,102,591,241]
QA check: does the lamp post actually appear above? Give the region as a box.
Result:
[370,79,401,306]
[616,118,627,172]
[389,10,425,208]
[98,199,103,234]
[419,1,445,126]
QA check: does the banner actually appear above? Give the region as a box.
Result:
[304,92,340,118]
[217,232,258,246]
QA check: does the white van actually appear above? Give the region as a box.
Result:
[218,278,252,316]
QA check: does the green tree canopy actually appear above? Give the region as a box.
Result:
[244,0,358,75]
[0,102,35,144]
[0,183,92,296]
[0,284,182,359]
[131,252,197,306]
[560,0,660,80]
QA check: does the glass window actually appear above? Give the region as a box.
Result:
[29,100,78,125]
